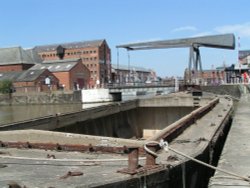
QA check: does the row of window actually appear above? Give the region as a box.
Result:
[41,54,56,58]
[86,63,97,68]
[66,50,97,56]
[83,57,97,61]
[40,50,97,58]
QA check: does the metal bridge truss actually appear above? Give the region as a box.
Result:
[117,34,235,84]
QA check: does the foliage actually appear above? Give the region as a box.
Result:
[0,80,13,94]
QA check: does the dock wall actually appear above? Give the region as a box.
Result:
[201,84,244,99]
[0,91,81,105]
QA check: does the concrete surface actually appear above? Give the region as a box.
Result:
[209,94,250,187]
[81,89,121,103]
[0,95,233,188]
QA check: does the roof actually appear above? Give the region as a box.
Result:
[0,72,22,81]
[0,69,48,82]
[33,39,105,52]
[25,48,43,63]
[16,69,48,82]
[0,46,36,65]
[112,64,151,72]
[0,70,50,82]
[31,59,79,72]
[43,58,81,64]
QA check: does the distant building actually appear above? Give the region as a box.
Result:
[33,39,111,88]
[184,68,226,85]
[111,64,155,84]
[0,46,38,72]
[239,50,250,65]
[31,58,90,90]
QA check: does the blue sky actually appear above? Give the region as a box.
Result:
[1,0,250,77]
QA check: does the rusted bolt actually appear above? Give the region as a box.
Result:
[0,141,5,147]
[88,144,94,152]
[26,142,32,149]
[127,147,139,171]
[123,145,129,154]
[145,143,159,166]
[56,143,62,151]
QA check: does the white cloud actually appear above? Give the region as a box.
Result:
[171,26,197,33]
[191,31,214,37]
[214,22,250,38]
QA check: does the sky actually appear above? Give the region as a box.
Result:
[1,0,250,77]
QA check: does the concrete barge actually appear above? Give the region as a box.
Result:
[0,92,233,187]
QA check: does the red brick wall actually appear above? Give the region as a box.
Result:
[0,64,34,72]
[69,62,90,89]
[53,72,70,90]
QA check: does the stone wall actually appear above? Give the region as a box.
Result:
[0,91,81,105]
[200,84,243,99]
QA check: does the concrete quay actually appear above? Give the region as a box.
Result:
[209,94,250,187]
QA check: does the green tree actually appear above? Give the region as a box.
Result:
[0,80,13,94]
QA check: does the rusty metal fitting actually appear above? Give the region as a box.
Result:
[117,146,139,175]
[127,147,139,171]
[145,143,160,166]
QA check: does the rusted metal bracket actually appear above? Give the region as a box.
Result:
[0,141,144,155]
[117,143,164,175]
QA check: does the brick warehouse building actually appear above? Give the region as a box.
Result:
[0,46,38,72]
[33,39,111,88]
[31,58,90,91]
[0,69,59,92]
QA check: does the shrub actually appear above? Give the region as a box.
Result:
[0,80,13,94]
